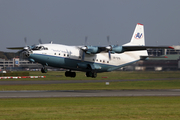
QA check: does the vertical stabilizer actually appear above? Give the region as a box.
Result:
[124,23,145,46]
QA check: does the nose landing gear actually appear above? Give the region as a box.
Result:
[41,67,47,73]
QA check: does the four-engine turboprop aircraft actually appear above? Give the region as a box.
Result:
[7,23,173,78]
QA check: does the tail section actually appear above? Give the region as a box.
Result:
[123,23,145,46]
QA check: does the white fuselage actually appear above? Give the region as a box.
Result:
[29,43,148,72]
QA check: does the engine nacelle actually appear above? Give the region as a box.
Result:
[111,46,124,53]
[85,46,99,54]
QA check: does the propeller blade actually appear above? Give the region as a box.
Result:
[107,35,110,44]
[24,37,27,46]
[82,51,85,61]
[85,36,88,46]
[39,39,42,44]
[7,37,32,57]
[108,51,111,60]
[7,47,24,50]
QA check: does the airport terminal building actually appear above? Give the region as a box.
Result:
[125,45,180,71]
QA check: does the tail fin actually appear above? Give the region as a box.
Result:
[123,23,145,46]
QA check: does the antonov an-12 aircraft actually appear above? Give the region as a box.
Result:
[8,23,173,78]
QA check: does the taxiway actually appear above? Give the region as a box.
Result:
[0,89,180,98]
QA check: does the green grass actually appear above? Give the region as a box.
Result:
[1,71,180,81]
[1,71,180,120]
[1,71,180,90]
[0,97,180,120]
[1,80,180,91]
[29,71,180,80]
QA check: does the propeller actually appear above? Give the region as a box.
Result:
[106,36,112,60]
[23,37,30,50]
[24,37,27,46]
[107,35,111,44]
[81,36,88,61]
[39,38,42,44]
[22,37,32,57]
[7,37,32,58]
[85,36,88,46]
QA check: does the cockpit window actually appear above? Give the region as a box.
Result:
[32,46,48,50]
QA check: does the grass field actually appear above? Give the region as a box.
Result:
[1,80,180,91]
[0,71,180,120]
[29,71,180,80]
[1,71,180,81]
[0,97,180,120]
[1,71,180,90]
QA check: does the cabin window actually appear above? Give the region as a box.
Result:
[93,59,95,61]
[103,60,105,63]
[67,54,69,57]
[64,54,66,56]
[59,53,60,55]
[100,60,102,62]
[54,53,56,55]
[107,61,109,63]
[96,59,98,61]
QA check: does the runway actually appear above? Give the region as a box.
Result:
[0,89,180,98]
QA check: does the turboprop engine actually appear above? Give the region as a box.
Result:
[106,45,124,60]
[81,46,99,54]
[106,45,124,53]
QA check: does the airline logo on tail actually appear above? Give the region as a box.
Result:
[134,33,143,39]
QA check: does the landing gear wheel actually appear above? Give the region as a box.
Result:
[86,71,92,77]
[41,67,47,73]
[86,71,97,78]
[92,72,97,78]
[65,71,76,77]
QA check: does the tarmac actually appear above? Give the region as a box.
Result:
[1,89,180,98]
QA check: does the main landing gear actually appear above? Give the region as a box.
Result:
[86,71,97,78]
[65,71,97,78]
[65,71,76,77]
[41,66,97,78]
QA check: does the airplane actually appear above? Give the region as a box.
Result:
[7,23,174,78]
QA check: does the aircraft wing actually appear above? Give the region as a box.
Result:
[122,46,174,52]
[79,45,174,54]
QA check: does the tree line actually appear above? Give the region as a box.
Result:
[0,51,19,60]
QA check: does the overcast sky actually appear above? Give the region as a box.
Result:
[1,0,180,52]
